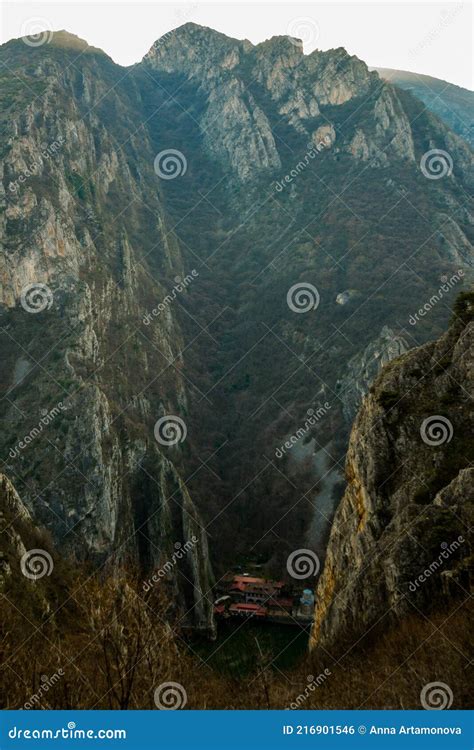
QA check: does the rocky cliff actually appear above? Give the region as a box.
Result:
[338,326,409,424]
[311,293,473,651]
[0,473,35,587]
[0,31,215,630]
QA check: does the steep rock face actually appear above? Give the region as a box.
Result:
[144,25,281,180]
[310,297,474,651]
[0,33,214,630]
[338,326,409,424]
[0,473,33,587]
[143,24,432,180]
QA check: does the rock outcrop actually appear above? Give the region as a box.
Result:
[0,31,215,630]
[311,294,474,651]
[141,24,439,180]
[0,473,34,587]
[338,326,409,424]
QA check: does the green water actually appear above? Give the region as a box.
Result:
[190,620,309,677]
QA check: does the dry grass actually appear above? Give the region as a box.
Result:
[1,569,472,710]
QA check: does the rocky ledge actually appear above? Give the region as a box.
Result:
[311,292,473,651]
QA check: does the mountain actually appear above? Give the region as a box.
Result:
[375,68,474,148]
[1,302,471,709]
[0,23,473,613]
[0,29,216,630]
[311,292,473,651]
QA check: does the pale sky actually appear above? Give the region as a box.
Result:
[1,1,473,89]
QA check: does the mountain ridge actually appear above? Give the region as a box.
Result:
[374,66,473,147]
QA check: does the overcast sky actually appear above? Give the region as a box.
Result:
[2,1,472,89]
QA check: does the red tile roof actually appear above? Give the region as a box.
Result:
[229,603,267,616]
[233,576,265,585]
[232,576,284,588]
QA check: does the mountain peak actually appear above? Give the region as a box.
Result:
[7,28,106,56]
[145,22,247,60]
[49,30,106,55]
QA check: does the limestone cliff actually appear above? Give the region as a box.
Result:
[338,326,409,424]
[0,32,214,630]
[143,23,435,179]
[311,294,473,651]
[0,473,34,587]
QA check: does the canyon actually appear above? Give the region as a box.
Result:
[0,24,472,645]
